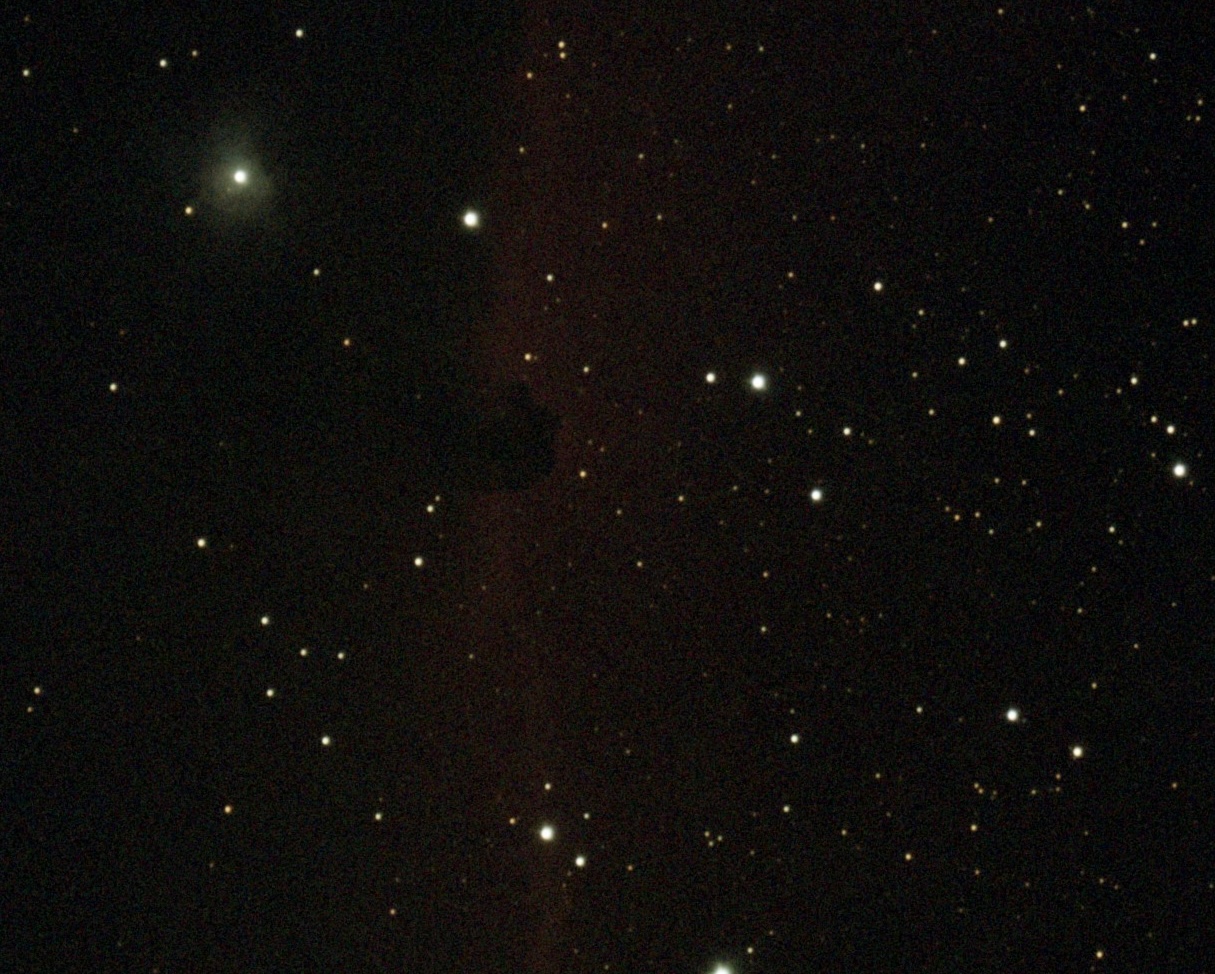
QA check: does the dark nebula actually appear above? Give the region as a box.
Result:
[423,380,561,492]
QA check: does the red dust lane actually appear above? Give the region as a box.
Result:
[423,5,768,970]
[422,18,636,974]
[412,7,607,967]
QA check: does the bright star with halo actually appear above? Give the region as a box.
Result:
[192,112,278,225]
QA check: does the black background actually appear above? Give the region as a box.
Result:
[4,1,1212,971]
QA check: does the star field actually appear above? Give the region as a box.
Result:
[4,2,1212,972]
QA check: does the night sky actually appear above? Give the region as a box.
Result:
[4,2,1213,971]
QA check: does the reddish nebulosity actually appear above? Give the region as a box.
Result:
[437,7,756,967]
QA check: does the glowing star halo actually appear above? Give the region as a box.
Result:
[193,111,277,224]
[194,152,273,223]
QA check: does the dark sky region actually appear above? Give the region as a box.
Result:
[3,1,1213,971]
